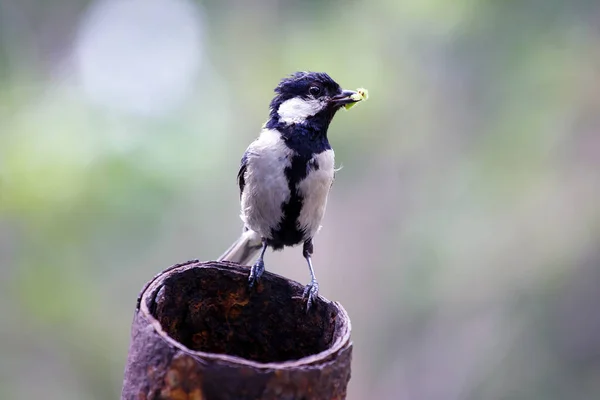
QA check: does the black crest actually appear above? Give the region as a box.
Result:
[268,71,342,118]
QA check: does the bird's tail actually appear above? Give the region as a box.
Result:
[217,228,263,265]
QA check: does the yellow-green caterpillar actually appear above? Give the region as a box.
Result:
[344,88,369,110]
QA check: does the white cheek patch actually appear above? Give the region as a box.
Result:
[277,97,325,124]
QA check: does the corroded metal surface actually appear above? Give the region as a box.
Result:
[122,261,352,400]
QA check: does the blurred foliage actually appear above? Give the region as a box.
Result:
[1,0,600,399]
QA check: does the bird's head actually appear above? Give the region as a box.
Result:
[266,72,360,131]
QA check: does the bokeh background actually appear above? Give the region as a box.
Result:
[1,0,600,399]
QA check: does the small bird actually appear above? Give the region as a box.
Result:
[218,71,362,310]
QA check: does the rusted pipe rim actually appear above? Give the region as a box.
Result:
[138,260,352,369]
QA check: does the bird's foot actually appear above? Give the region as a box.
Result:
[248,259,265,289]
[302,279,319,311]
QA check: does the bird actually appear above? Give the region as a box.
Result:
[218,71,362,310]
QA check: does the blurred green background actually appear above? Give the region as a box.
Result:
[1,0,600,399]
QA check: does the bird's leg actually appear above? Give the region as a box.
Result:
[248,238,268,288]
[302,239,319,311]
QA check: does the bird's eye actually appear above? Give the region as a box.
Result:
[309,86,321,96]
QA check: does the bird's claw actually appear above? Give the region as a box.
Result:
[248,259,265,289]
[302,279,319,311]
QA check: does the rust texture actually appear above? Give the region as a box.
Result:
[121,261,353,400]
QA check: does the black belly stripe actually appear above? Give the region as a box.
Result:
[265,120,331,249]
[269,155,308,249]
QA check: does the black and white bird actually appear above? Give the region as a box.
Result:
[218,71,361,310]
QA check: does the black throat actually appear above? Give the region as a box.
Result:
[264,116,333,249]
[264,107,334,156]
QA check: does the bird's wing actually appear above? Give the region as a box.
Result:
[237,152,248,198]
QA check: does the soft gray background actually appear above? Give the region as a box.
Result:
[1,0,599,399]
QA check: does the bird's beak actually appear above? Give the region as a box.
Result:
[330,89,360,107]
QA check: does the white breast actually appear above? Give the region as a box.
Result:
[297,149,335,239]
[240,129,292,239]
